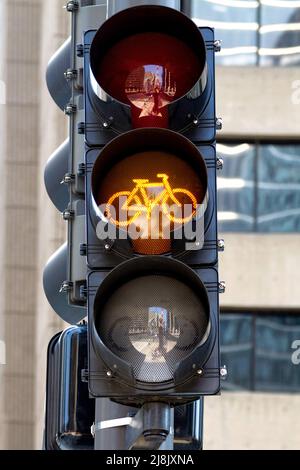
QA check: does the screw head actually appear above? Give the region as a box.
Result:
[197,369,203,375]
[61,173,75,185]
[218,238,225,251]
[64,1,79,12]
[220,365,228,379]
[103,121,109,129]
[216,117,223,130]
[62,210,74,221]
[64,103,76,115]
[106,370,112,377]
[104,243,111,251]
[219,281,226,294]
[214,40,222,52]
[193,118,199,126]
[64,68,77,81]
[216,157,224,170]
[59,281,73,293]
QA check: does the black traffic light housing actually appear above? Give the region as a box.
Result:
[85,129,218,268]
[81,5,221,404]
[88,257,220,405]
[43,1,223,451]
[84,6,216,145]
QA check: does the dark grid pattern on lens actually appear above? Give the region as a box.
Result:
[96,275,209,383]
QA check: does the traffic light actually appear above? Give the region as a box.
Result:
[84,4,222,405]
[43,1,224,451]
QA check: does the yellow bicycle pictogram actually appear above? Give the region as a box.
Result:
[105,173,197,227]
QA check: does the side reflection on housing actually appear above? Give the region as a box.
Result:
[125,64,177,119]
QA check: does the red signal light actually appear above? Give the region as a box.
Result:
[97,32,203,128]
[90,5,207,129]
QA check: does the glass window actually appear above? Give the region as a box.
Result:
[189,0,259,65]
[217,143,255,232]
[257,144,300,232]
[220,312,300,392]
[188,0,300,66]
[260,1,300,67]
[255,315,300,391]
[218,142,300,233]
[220,314,253,390]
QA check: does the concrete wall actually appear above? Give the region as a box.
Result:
[0,0,68,450]
[204,392,300,450]
[216,66,300,139]
[0,0,42,450]
[0,0,7,450]
[219,234,300,309]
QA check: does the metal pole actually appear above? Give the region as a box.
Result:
[94,400,174,450]
[94,398,136,450]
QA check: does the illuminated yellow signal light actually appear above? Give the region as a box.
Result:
[91,128,208,255]
[105,173,197,227]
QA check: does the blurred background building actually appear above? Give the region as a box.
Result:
[0,0,299,450]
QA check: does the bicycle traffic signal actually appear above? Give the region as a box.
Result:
[84,4,223,405]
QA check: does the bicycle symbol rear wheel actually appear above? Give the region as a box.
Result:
[105,191,143,227]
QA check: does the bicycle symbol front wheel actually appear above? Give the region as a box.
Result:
[162,189,197,224]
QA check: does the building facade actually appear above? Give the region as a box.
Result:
[0,0,68,450]
[192,0,300,449]
[0,0,299,449]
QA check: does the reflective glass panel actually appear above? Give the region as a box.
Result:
[255,315,300,391]
[220,312,300,392]
[260,2,300,66]
[189,0,259,65]
[220,314,253,390]
[97,274,209,383]
[189,0,300,66]
[257,144,300,232]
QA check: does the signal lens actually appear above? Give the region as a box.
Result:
[95,263,210,384]
[96,32,202,128]
[92,129,208,255]
[96,150,203,254]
